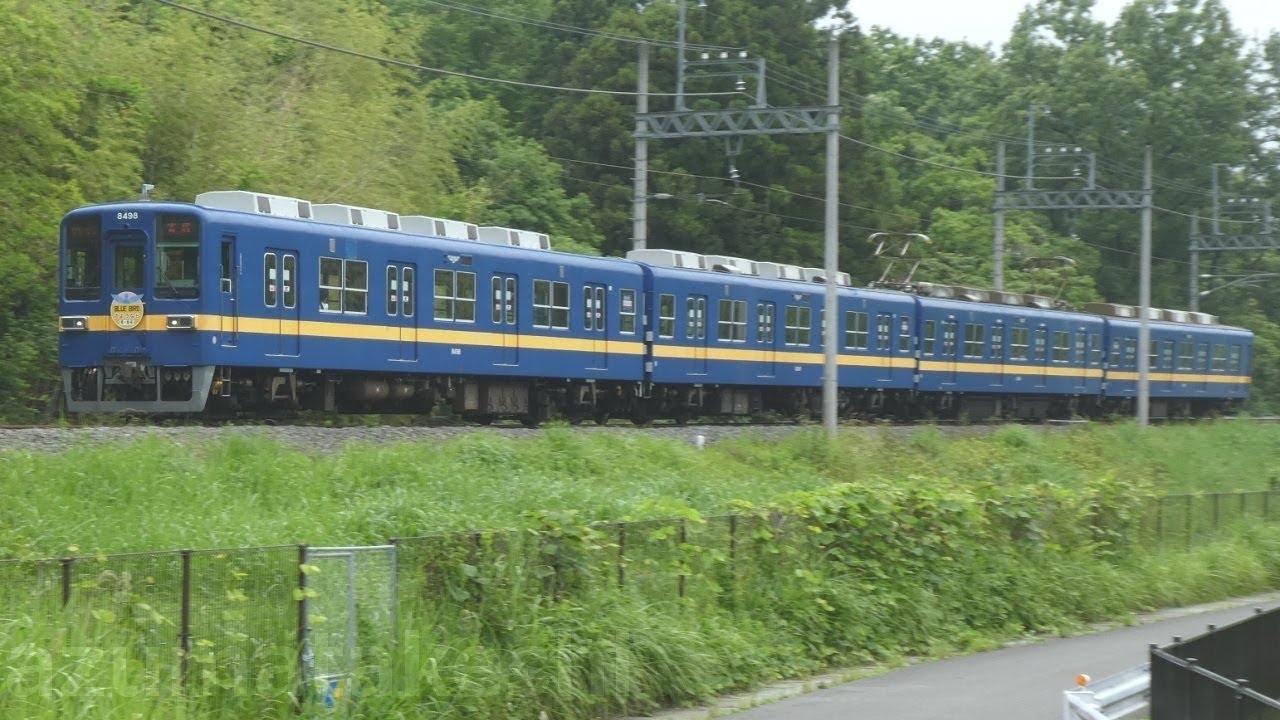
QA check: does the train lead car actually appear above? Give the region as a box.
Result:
[58,191,1253,423]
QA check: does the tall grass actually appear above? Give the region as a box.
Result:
[1,422,1276,557]
[2,422,1280,718]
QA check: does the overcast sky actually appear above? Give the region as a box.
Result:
[849,0,1280,48]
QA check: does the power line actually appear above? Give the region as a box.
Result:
[415,0,739,52]
[150,0,735,99]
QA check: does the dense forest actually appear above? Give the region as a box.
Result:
[5,0,1278,419]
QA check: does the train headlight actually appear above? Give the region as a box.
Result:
[59,316,89,332]
[166,314,196,330]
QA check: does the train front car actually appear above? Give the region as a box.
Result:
[59,202,216,413]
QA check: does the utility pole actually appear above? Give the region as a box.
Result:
[822,36,840,439]
[1188,163,1276,311]
[1138,146,1152,427]
[993,115,1154,424]
[632,43,650,252]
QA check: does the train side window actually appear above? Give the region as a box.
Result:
[658,294,676,338]
[387,266,399,316]
[435,269,476,322]
[718,299,746,342]
[1074,331,1086,364]
[264,253,278,308]
[784,305,811,346]
[991,323,1005,360]
[401,267,413,317]
[1010,327,1029,361]
[845,311,869,350]
[583,287,594,330]
[963,323,984,358]
[220,239,233,294]
[898,316,911,352]
[1212,344,1227,371]
[283,255,296,309]
[1196,342,1208,371]
[1124,338,1137,368]
[1161,341,1174,369]
[505,278,516,324]
[343,260,368,314]
[492,277,502,323]
[1089,333,1102,367]
[619,289,638,334]
[757,302,775,343]
[922,320,936,356]
[1052,331,1069,362]
[532,279,569,329]
[320,257,342,312]
[1178,340,1195,370]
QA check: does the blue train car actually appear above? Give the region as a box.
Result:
[60,191,646,423]
[1097,306,1251,417]
[912,287,1105,420]
[630,251,915,420]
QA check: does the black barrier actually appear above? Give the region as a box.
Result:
[1151,607,1280,719]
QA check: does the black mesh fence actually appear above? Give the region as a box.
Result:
[4,488,1280,706]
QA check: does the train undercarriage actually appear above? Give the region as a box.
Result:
[65,364,1237,424]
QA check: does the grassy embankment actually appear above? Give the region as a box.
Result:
[0,421,1278,719]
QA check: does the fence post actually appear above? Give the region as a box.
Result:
[677,519,687,599]
[617,524,626,589]
[179,549,192,689]
[60,557,73,608]
[295,544,309,714]
[728,515,738,602]
[1185,495,1193,548]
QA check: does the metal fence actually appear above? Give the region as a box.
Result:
[1150,606,1280,719]
[1,489,1278,705]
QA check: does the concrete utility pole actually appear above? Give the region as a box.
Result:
[632,42,650,252]
[822,36,840,439]
[1138,146,1152,427]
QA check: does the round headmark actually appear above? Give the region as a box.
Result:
[110,291,145,330]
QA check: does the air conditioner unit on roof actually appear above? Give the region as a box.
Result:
[626,249,703,269]
[195,190,314,220]
[477,226,551,250]
[400,215,479,241]
[312,203,401,230]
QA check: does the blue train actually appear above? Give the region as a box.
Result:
[57,191,1253,423]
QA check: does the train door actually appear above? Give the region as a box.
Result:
[263,250,299,356]
[584,282,608,369]
[687,295,708,375]
[991,321,1006,387]
[1072,329,1088,393]
[1035,325,1049,387]
[387,264,418,362]
[219,236,238,346]
[941,318,959,385]
[877,313,894,382]
[492,274,518,366]
[757,301,776,377]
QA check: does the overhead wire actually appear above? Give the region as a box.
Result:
[150,0,736,98]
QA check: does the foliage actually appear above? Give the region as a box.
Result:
[4,0,1280,410]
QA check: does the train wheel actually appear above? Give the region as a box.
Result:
[520,415,541,429]
[594,411,611,425]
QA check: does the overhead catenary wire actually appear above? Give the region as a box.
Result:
[150,0,736,98]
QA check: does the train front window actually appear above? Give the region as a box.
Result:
[64,217,102,300]
[155,215,200,299]
[114,244,145,293]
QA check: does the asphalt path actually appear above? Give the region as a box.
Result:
[636,592,1280,720]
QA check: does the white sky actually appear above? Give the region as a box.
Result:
[850,0,1280,48]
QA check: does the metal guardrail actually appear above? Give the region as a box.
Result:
[1063,664,1150,720]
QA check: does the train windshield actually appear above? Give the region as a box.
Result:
[64,217,102,300]
[154,214,200,299]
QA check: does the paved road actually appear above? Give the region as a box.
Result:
[662,593,1280,720]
